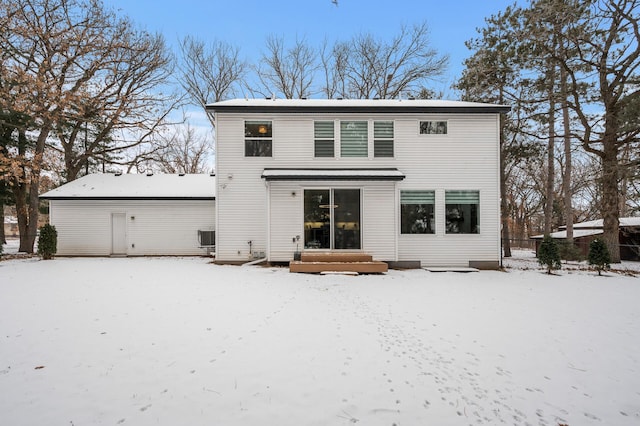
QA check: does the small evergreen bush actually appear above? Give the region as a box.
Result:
[588,238,611,276]
[37,224,57,260]
[558,240,584,262]
[538,235,561,274]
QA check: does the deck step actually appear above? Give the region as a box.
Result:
[300,252,373,263]
[290,260,388,274]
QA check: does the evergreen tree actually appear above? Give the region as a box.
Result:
[538,234,561,274]
[588,238,611,276]
[37,224,57,260]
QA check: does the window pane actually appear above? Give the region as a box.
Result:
[315,140,334,157]
[374,121,393,157]
[445,190,479,203]
[304,190,331,249]
[334,189,361,249]
[245,121,272,137]
[374,140,394,157]
[314,121,334,157]
[419,121,447,134]
[400,191,435,234]
[445,191,479,234]
[314,121,334,138]
[340,121,368,157]
[374,121,393,138]
[245,140,272,157]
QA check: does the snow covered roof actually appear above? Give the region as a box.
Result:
[565,217,640,229]
[531,217,640,239]
[261,168,405,181]
[206,98,510,115]
[531,229,604,240]
[40,173,216,200]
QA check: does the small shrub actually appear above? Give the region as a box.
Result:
[558,240,584,262]
[588,238,611,276]
[538,235,561,274]
[37,224,57,260]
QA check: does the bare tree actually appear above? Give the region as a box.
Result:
[179,36,246,122]
[0,0,178,252]
[337,22,449,99]
[151,124,212,174]
[253,35,318,99]
[319,39,349,99]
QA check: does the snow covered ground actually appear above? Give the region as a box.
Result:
[1,245,639,425]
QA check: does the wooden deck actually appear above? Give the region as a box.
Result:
[290,252,388,274]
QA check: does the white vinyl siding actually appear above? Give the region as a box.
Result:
[214,111,500,267]
[49,199,215,256]
[267,181,396,262]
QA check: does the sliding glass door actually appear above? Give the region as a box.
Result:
[304,188,361,250]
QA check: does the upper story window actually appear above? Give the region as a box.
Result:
[420,121,447,135]
[245,120,272,157]
[314,121,334,157]
[340,121,368,157]
[445,190,479,234]
[374,121,394,157]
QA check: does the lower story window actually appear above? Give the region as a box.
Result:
[445,190,479,234]
[400,190,435,234]
[245,139,272,157]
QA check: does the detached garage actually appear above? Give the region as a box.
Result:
[40,173,216,256]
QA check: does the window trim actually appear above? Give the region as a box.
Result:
[340,120,369,158]
[374,120,394,158]
[244,120,273,157]
[314,120,335,158]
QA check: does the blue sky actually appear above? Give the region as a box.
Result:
[103,0,523,98]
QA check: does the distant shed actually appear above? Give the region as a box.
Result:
[40,173,216,256]
[531,217,640,261]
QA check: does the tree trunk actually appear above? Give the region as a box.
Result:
[0,198,5,245]
[544,62,556,236]
[600,143,621,263]
[561,66,573,243]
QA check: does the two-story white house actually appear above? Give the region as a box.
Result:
[206,99,509,269]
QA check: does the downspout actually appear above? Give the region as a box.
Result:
[242,257,268,267]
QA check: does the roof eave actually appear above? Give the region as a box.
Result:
[205,105,511,115]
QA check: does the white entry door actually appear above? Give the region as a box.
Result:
[111,213,127,255]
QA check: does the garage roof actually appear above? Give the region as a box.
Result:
[40,173,216,200]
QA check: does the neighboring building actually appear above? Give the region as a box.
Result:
[3,215,19,239]
[531,217,640,261]
[206,99,509,269]
[40,173,215,256]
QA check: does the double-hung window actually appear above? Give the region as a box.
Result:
[245,121,272,157]
[314,121,334,157]
[374,121,394,157]
[400,190,435,234]
[445,190,479,234]
[340,121,368,157]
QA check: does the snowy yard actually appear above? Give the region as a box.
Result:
[1,247,639,425]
